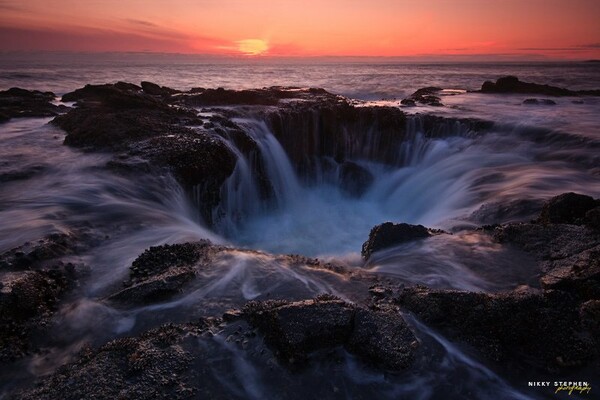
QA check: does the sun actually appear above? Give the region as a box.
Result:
[237,39,269,56]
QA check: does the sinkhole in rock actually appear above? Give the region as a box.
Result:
[190,116,489,257]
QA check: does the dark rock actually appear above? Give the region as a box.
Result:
[14,322,212,400]
[181,87,280,106]
[0,265,79,361]
[267,102,409,167]
[347,308,417,370]
[398,286,597,370]
[491,195,600,301]
[243,296,418,370]
[53,82,237,223]
[402,87,443,106]
[0,87,67,121]
[0,164,46,182]
[538,192,599,225]
[539,247,600,300]
[580,300,600,338]
[244,297,355,362]
[128,242,208,282]
[141,81,179,97]
[585,207,600,230]
[338,161,374,197]
[61,84,165,109]
[114,81,142,92]
[480,76,600,96]
[470,198,544,225]
[108,242,211,306]
[0,232,80,271]
[361,222,438,259]
[523,98,557,105]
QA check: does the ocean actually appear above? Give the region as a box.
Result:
[1,54,599,399]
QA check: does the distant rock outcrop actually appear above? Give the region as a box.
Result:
[480,76,600,96]
[0,88,68,122]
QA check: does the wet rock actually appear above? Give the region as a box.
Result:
[181,87,280,106]
[539,247,600,300]
[480,76,600,96]
[470,198,544,225]
[61,83,162,108]
[114,81,142,92]
[347,308,417,370]
[0,232,80,271]
[338,161,374,197]
[362,222,443,259]
[402,87,443,106]
[491,194,600,300]
[108,242,211,306]
[538,192,599,225]
[0,87,68,121]
[14,321,214,400]
[397,286,597,370]
[493,222,600,299]
[0,264,79,361]
[586,207,600,230]
[267,102,408,167]
[0,164,46,182]
[55,84,199,150]
[53,82,237,223]
[243,296,418,370]
[141,81,180,97]
[580,300,600,338]
[522,98,557,105]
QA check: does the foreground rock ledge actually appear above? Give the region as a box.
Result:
[14,297,418,399]
[244,296,418,370]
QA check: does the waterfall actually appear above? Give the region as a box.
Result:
[208,112,598,256]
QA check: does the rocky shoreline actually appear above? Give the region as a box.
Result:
[1,78,599,398]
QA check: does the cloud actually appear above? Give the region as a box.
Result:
[125,19,159,28]
[0,0,24,11]
[579,43,600,49]
[0,25,195,53]
[517,43,600,51]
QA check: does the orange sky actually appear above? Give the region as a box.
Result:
[0,0,599,59]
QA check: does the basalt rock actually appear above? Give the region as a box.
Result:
[0,87,68,122]
[53,82,238,224]
[14,321,215,400]
[0,264,79,361]
[469,198,544,225]
[537,192,599,225]
[522,98,557,105]
[243,296,418,370]
[338,161,374,197]
[492,193,600,300]
[402,87,443,106]
[181,87,280,106]
[267,102,408,168]
[480,76,600,96]
[141,81,180,97]
[54,84,199,150]
[586,207,600,230]
[0,232,81,271]
[397,286,597,370]
[361,222,444,259]
[108,242,211,306]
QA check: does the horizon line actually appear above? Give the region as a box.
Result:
[0,50,598,63]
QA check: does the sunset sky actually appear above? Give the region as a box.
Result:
[0,0,599,59]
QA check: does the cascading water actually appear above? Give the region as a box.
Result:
[211,113,598,261]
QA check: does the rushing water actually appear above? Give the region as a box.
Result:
[1,56,600,398]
